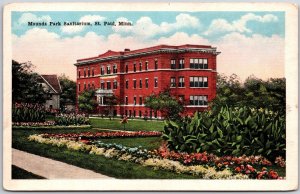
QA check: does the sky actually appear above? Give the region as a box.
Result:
[11,11,285,81]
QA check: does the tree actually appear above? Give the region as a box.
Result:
[58,74,76,112]
[145,89,183,121]
[104,95,119,119]
[12,60,47,104]
[210,73,286,116]
[78,89,97,116]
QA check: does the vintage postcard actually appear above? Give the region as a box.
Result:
[3,2,298,191]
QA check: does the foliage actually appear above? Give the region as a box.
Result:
[54,113,90,126]
[12,103,46,122]
[105,95,119,118]
[58,74,76,112]
[211,74,286,115]
[12,60,48,104]
[163,106,285,161]
[78,89,97,115]
[144,89,184,121]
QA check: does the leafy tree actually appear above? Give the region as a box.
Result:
[211,73,286,116]
[145,89,183,121]
[12,60,47,104]
[58,74,76,112]
[104,95,119,119]
[78,89,97,116]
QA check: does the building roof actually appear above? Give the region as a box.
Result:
[40,74,62,94]
[75,44,220,66]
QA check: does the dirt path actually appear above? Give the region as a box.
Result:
[12,149,113,179]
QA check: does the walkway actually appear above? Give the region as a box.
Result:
[12,149,113,179]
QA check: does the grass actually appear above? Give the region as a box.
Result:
[12,129,197,179]
[12,165,45,179]
[90,117,164,131]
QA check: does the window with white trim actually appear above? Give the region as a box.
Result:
[139,79,142,88]
[92,68,94,76]
[171,59,176,69]
[178,77,185,87]
[189,95,208,105]
[113,80,117,89]
[133,79,137,89]
[170,77,176,87]
[78,83,81,92]
[133,96,136,105]
[107,65,111,74]
[113,64,117,74]
[107,81,111,89]
[133,62,136,72]
[190,58,208,69]
[101,66,104,75]
[125,80,129,89]
[101,82,104,89]
[78,70,81,78]
[145,61,148,71]
[145,78,149,89]
[139,62,142,71]
[179,59,185,69]
[190,76,208,87]
[125,63,128,73]
[154,77,158,88]
[154,59,158,69]
[125,96,128,105]
[139,96,143,105]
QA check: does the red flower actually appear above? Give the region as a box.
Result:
[235,166,241,173]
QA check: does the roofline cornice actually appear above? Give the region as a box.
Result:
[74,47,221,66]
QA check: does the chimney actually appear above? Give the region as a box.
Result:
[124,48,130,52]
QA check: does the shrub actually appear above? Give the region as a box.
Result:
[12,103,46,122]
[54,113,90,126]
[163,106,285,161]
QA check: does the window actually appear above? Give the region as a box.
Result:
[154,59,158,69]
[107,66,111,74]
[92,68,94,76]
[101,66,104,75]
[125,96,128,105]
[171,59,176,69]
[139,111,142,117]
[154,78,158,88]
[133,62,136,72]
[139,79,142,88]
[134,97,136,105]
[113,65,117,74]
[139,62,142,71]
[84,82,86,90]
[190,76,208,88]
[133,110,136,117]
[88,68,90,77]
[145,79,149,88]
[170,77,176,87]
[145,61,148,71]
[88,83,90,89]
[92,82,95,89]
[126,80,129,89]
[133,79,137,88]
[190,95,208,106]
[107,81,111,89]
[113,80,117,89]
[125,63,128,73]
[139,96,142,105]
[101,82,104,89]
[78,70,81,78]
[179,59,184,69]
[84,69,86,77]
[78,83,80,92]
[178,77,185,87]
[190,58,208,69]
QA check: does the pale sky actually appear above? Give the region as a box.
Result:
[12,11,285,81]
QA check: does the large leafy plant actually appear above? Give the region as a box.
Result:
[163,106,285,161]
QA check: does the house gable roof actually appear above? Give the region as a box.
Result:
[40,74,62,94]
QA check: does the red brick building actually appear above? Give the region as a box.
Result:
[74,44,220,118]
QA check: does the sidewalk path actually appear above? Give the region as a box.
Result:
[12,149,113,179]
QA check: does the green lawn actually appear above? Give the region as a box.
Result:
[90,117,164,131]
[12,129,197,179]
[12,165,45,179]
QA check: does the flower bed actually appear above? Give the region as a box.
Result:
[41,131,162,140]
[28,133,284,179]
[12,121,55,127]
